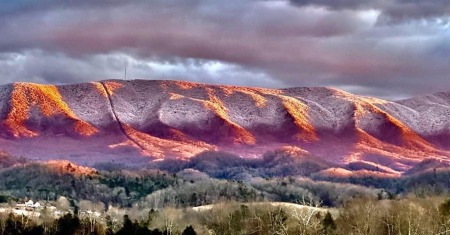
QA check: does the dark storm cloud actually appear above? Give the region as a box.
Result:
[0,0,448,99]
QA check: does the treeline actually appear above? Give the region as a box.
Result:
[312,165,450,197]
[4,156,450,210]
[0,152,27,168]
[4,197,450,235]
[0,163,176,207]
[155,151,450,199]
[0,212,197,235]
[155,150,334,180]
[138,176,378,208]
[0,162,378,209]
[4,151,450,206]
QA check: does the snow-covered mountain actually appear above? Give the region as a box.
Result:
[0,80,448,173]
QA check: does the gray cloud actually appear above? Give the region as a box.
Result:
[0,0,449,99]
[289,0,450,22]
[0,50,280,88]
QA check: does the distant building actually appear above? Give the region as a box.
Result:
[21,200,41,208]
[25,200,34,207]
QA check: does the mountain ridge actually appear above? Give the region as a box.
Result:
[0,79,448,173]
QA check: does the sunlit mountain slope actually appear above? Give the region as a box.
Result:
[0,79,448,172]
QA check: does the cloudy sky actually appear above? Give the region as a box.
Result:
[0,0,449,99]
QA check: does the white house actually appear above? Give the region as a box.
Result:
[25,200,34,207]
[22,200,42,208]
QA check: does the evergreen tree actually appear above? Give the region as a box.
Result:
[55,214,80,235]
[181,225,196,235]
[105,215,114,235]
[440,198,450,217]
[115,215,134,235]
[150,228,163,235]
[24,226,45,235]
[322,211,336,234]
[146,209,157,227]
[115,214,153,235]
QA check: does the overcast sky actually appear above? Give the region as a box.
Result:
[0,0,449,99]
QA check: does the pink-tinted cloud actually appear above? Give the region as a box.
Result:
[0,0,449,99]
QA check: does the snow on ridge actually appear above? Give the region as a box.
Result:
[0,80,448,171]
